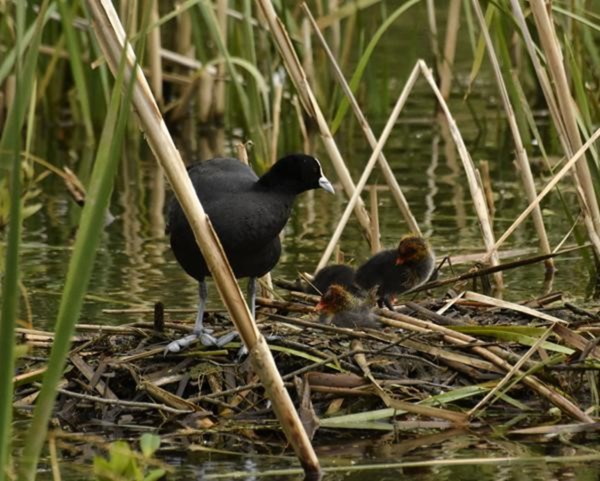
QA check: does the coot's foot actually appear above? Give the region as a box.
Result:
[164,329,238,353]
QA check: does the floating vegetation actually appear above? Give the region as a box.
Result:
[12,274,600,461]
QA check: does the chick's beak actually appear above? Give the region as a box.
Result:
[318,176,335,194]
[395,256,405,266]
[315,300,326,312]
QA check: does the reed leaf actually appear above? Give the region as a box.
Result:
[0,1,50,173]
[197,1,268,163]
[330,0,421,134]
[17,47,133,481]
[0,4,25,476]
[56,0,95,142]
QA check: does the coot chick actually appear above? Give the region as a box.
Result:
[315,284,379,329]
[167,154,334,352]
[355,234,435,310]
[304,264,358,295]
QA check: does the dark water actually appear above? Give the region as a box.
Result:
[12,1,600,479]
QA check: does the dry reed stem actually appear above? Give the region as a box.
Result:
[482,127,600,264]
[508,0,568,150]
[528,1,600,254]
[425,0,442,74]
[86,0,320,473]
[270,72,283,165]
[147,1,162,106]
[369,186,380,254]
[439,0,461,100]
[463,291,567,324]
[303,4,422,235]
[256,0,373,244]
[418,61,503,285]
[213,0,228,120]
[315,63,421,272]
[471,0,554,271]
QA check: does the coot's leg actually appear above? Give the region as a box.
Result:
[247,277,257,318]
[165,280,219,353]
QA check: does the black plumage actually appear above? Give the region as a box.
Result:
[166,154,334,352]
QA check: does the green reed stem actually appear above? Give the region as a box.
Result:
[17,47,134,481]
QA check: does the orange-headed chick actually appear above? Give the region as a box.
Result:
[355,234,435,309]
[315,284,379,329]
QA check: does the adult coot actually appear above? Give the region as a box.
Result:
[355,234,435,309]
[305,264,358,295]
[167,154,334,352]
[315,284,379,328]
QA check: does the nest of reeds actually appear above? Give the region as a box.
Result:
[13,281,600,454]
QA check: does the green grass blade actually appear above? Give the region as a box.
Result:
[0,1,51,173]
[56,0,96,142]
[16,48,134,481]
[0,4,25,474]
[330,0,421,134]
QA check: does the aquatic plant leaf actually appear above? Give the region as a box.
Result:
[140,433,161,459]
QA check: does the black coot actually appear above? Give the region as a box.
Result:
[355,234,435,309]
[167,154,334,352]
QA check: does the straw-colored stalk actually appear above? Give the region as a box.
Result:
[369,186,380,254]
[419,61,503,286]
[483,127,600,264]
[197,70,215,123]
[256,0,373,245]
[426,0,442,74]
[471,0,554,271]
[86,0,320,473]
[479,160,494,222]
[213,0,228,121]
[508,0,569,151]
[303,4,422,235]
[439,0,461,100]
[301,18,315,96]
[269,72,283,166]
[147,0,163,106]
[527,1,600,256]
[329,0,341,58]
[316,63,421,272]
[176,6,193,58]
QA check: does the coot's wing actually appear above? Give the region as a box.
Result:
[188,158,258,204]
[167,158,258,233]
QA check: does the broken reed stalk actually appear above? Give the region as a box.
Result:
[471,0,554,271]
[378,309,592,422]
[315,63,421,272]
[417,61,502,285]
[481,127,600,264]
[256,0,374,246]
[466,322,552,417]
[303,4,422,236]
[85,0,320,474]
[527,1,600,256]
